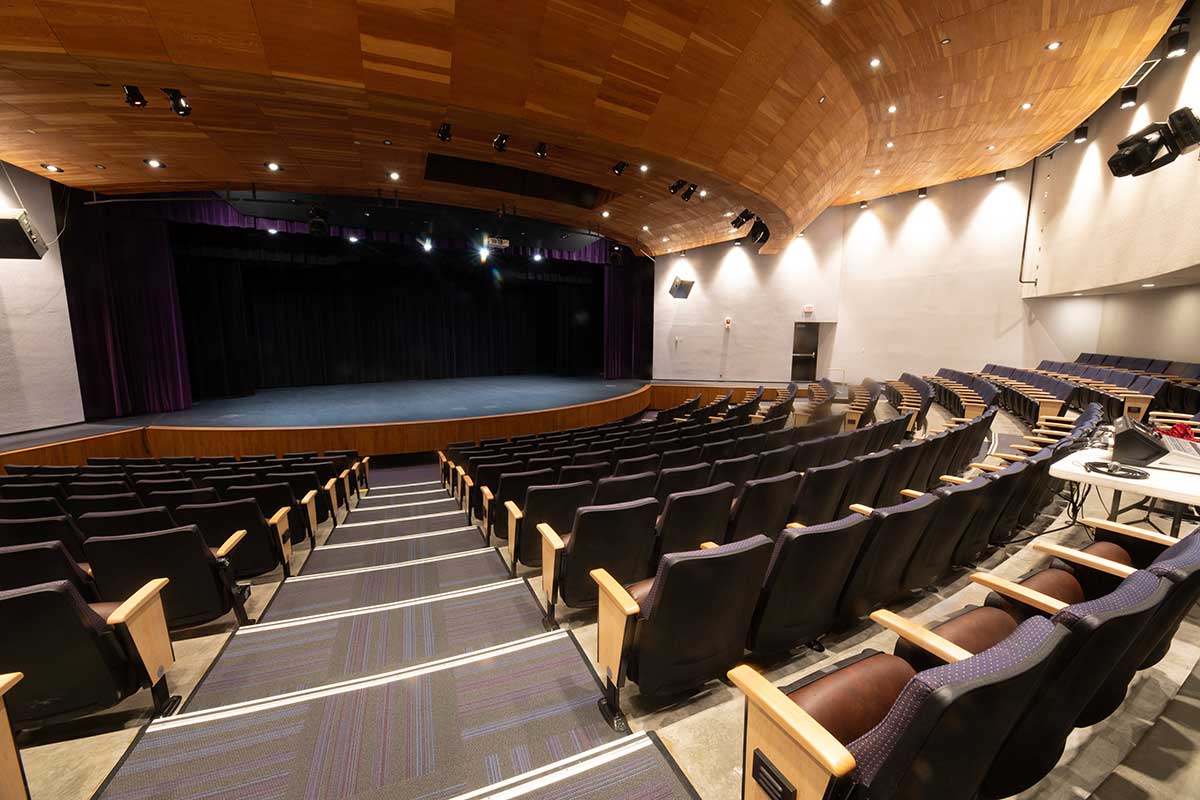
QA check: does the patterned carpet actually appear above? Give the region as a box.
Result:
[325,511,472,544]
[337,497,462,524]
[301,528,484,575]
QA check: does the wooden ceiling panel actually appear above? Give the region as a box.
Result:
[0,0,1180,255]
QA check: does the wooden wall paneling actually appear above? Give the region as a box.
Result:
[0,429,149,472]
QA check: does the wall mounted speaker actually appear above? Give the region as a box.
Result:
[669,277,694,298]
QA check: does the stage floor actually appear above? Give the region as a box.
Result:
[117,376,646,429]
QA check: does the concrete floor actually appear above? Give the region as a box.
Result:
[18,413,1200,799]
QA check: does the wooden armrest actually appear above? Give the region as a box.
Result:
[505,500,523,565]
[592,567,640,690]
[1032,429,1067,438]
[849,504,874,517]
[994,453,1026,462]
[728,664,856,800]
[323,478,339,515]
[339,469,352,498]
[437,451,446,464]
[215,529,247,558]
[1082,517,1177,547]
[300,489,319,536]
[1149,412,1194,420]
[1024,436,1057,444]
[1037,421,1074,430]
[940,475,970,485]
[699,541,719,550]
[108,579,175,684]
[869,610,972,663]
[1040,415,1076,422]
[538,523,565,607]
[900,489,925,499]
[480,486,493,501]
[970,462,1003,472]
[1032,541,1137,578]
[0,673,23,800]
[269,507,292,563]
[969,572,1068,615]
[1012,445,1041,454]
[0,673,21,698]
[786,522,805,529]
[950,417,971,423]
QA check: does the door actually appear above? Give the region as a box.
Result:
[791,323,819,382]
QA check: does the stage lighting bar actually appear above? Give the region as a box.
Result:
[534,142,548,159]
[123,85,147,108]
[681,183,697,201]
[162,88,191,117]
[668,179,687,195]
[612,161,629,175]
[493,133,508,152]
[730,209,754,229]
[437,123,452,142]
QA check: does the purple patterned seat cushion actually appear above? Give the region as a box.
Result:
[1051,570,1161,628]
[1149,532,1200,578]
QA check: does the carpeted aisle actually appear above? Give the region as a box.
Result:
[301,527,483,574]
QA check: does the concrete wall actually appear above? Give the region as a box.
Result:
[0,163,84,435]
[1096,283,1200,361]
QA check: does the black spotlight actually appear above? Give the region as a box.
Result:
[161,88,191,117]
[748,217,771,245]
[493,133,508,152]
[1167,28,1189,59]
[730,208,754,229]
[995,170,1007,182]
[1108,106,1200,177]
[534,142,548,159]
[1073,125,1089,143]
[437,123,452,142]
[668,179,687,195]
[1120,87,1138,109]
[917,187,928,199]
[123,85,147,108]
[307,205,330,236]
[681,183,697,201]
[612,161,629,175]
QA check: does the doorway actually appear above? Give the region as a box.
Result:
[791,322,819,382]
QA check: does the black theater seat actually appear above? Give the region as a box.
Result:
[655,483,735,559]
[726,471,802,544]
[173,499,292,578]
[505,480,596,574]
[78,508,176,540]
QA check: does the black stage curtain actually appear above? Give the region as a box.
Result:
[173,225,603,396]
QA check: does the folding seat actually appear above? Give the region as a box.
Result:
[654,446,698,471]
[227,482,313,546]
[160,456,198,466]
[821,432,853,465]
[732,433,765,457]
[592,472,656,505]
[538,498,659,623]
[466,459,522,523]
[654,483,736,559]
[85,526,249,628]
[558,462,609,485]
[303,460,352,513]
[840,428,873,461]
[28,465,77,477]
[707,454,759,493]
[836,494,942,622]
[900,478,987,589]
[694,438,733,465]
[144,487,220,513]
[552,443,587,458]
[788,437,829,473]
[611,444,648,464]
[76,466,127,477]
[0,482,67,502]
[86,457,124,466]
[926,429,963,482]
[505,480,596,575]
[747,514,874,653]
[124,468,182,482]
[649,463,708,508]
[0,541,99,599]
[524,454,570,479]
[613,453,660,477]
[730,613,1065,800]
[266,470,337,532]
[903,434,944,492]
[64,479,132,501]
[65,493,144,517]
[173,498,291,579]
[197,473,255,500]
[727,471,803,544]
[284,451,318,460]
[754,444,796,479]
[0,578,180,724]
[0,497,68,520]
[572,450,613,470]
[591,536,773,720]
[483,468,554,541]
[860,421,891,454]
[839,449,894,511]
[0,516,89,562]
[791,460,855,526]
[78,508,176,540]
[133,477,194,501]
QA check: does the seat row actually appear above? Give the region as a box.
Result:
[977,364,1074,424]
[844,381,882,430]
[729,506,1197,800]
[881,374,934,431]
[1037,360,1164,419]
[928,368,999,418]
[1076,351,1200,414]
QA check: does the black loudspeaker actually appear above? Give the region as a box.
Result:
[669,277,694,298]
[1113,415,1169,466]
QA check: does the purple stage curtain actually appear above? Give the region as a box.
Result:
[59,193,192,418]
[603,260,654,380]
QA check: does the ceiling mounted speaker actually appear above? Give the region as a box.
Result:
[748,218,770,245]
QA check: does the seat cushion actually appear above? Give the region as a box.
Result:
[787,652,915,745]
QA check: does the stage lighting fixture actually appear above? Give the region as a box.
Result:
[534,142,548,159]
[917,187,928,199]
[161,88,191,117]
[639,164,649,172]
[1108,106,1200,177]
[995,170,1007,182]
[265,162,281,172]
[422,239,433,252]
[730,209,754,229]
[748,217,771,245]
[819,0,832,6]
[601,210,610,218]
[869,57,881,68]
[437,123,452,142]
[859,200,869,209]
[532,253,543,262]
[479,246,489,262]
[681,183,697,201]
[668,179,687,194]
[348,236,359,243]
[612,161,629,175]
[1074,125,1089,143]
[123,85,147,107]
[699,189,707,198]
[40,164,62,173]
[389,171,400,181]
[734,240,742,246]
[1045,41,1063,51]
[1167,28,1189,59]
[492,133,508,152]
[307,206,329,236]
[1120,87,1138,109]
[267,228,278,235]
[143,158,165,168]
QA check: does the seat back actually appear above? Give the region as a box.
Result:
[907,432,947,490]
[493,469,555,524]
[558,462,609,485]
[873,441,922,507]
[133,478,195,500]
[707,455,759,493]
[755,445,797,478]
[659,446,702,470]
[656,483,736,558]
[841,449,895,510]
[526,455,570,479]
[172,499,280,578]
[78,507,176,540]
[67,480,132,497]
[560,498,659,607]
[144,487,220,512]
[85,526,230,628]
[0,580,139,724]
[593,472,657,505]
[515,481,595,568]
[728,472,803,543]
[0,542,98,600]
[748,515,873,652]
[0,497,68,520]
[614,454,660,477]
[0,516,88,561]
[733,434,766,457]
[698,439,736,464]
[791,460,854,526]
[1,483,67,502]
[790,437,830,473]
[903,478,987,589]
[653,463,711,507]
[822,433,853,464]
[631,536,774,697]
[225,482,296,519]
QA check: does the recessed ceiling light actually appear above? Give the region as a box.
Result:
[869,57,882,68]
[698,189,707,197]
[819,0,832,6]
[1046,41,1063,51]
[1166,30,1188,59]
[639,164,649,172]
[1072,292,1083,296]
[886,141,895,148]
[723,211,734,217]
[734,241,742,246]
[818,95,826,105]
[1021,102,1033,110]
[348,236,359,243]
[995,170,1007,182]
[389,171,400,180]
[642,225,650,231]
[40,164,62,173]
[874,168,881,175]
[986,145,996,151]
[265,161,281,171]
[423,239,433,252]
[854,189,861,195]
[1141,283,1156,288]
[144,158,164,168]
[917,187,928,199]
[940,38,951,45]
[532,253,542,261]
[887,104,897,113]
[94,164,106,170]
[1073,125,1088,143]
[601,210,610,218]
[797,231,805,237]
[1120,87,1138,109]
[382,138,392,145]
[662,237,669,242]
[267,228,278,235]
[859,200,869,209]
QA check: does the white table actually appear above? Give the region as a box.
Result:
[1050,447,1200,535]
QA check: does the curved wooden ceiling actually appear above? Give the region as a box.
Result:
[0,1,1181,255]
